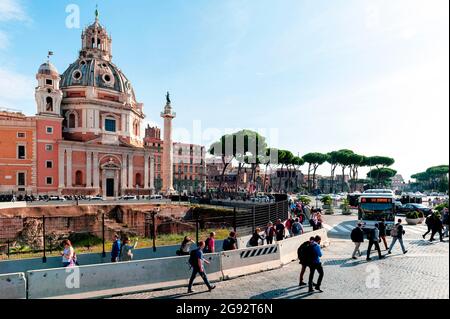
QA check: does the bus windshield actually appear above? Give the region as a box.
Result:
[358,201,395,222]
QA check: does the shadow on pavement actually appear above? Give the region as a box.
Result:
[153,290,207,299]
[249,285,300,299]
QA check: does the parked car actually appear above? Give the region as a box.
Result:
[48,196,66,201]
[398,203,432,216]
[89,195,104,201]
[120,195,137,200]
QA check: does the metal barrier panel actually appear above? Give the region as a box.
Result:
[26,253,222,299]
[0,272,26,299]
[220,245,281,280]
[277,229,329,265]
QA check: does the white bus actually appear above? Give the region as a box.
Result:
[358,191,397,235]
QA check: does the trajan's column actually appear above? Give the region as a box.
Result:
[161,92,176,194]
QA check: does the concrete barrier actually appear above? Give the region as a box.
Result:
[0,272,26,299]
[26,253,222,299]
[277,228,328,265]
[0,241,225,275]
[221,245,281,280]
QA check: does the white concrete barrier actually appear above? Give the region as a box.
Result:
[0,272,26,299]
[27,253,222,299]
[221,245,281,280]
[277,229,329,265]
[0,202,26,210]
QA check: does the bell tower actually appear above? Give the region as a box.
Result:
[35,54,63,117]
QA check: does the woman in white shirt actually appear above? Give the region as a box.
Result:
[61,239,74,267]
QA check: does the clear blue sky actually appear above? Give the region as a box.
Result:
[0,0,448,180]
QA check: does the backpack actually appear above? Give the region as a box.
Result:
[297,241,310,262]
[188,249,199,268]
[266,227,275,237]
[292,222,301,234]
[390,225,398,237]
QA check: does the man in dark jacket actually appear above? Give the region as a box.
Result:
[388,219,407,254]
[110,234,121,262]
[308,236,324,293]
[351,223,364,259]
[430,214,444,242]
[275,219,285,241]
[422,215,434,239]
[366,224,384,261]
[378,218,388,250]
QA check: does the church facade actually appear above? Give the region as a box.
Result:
[0,13,205,197]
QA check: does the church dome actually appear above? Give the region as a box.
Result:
[60,58,136,99]
[38,62,59,77]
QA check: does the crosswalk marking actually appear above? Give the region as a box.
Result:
[323,223,430,236]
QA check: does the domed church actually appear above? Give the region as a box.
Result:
[32,11,175,197]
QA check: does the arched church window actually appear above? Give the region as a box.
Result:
[135,173,142,187]
[75,171,83,186]
[46,97,53,112]
[68,113,76,128]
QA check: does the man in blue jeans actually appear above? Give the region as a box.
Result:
[188,241,216,293]
[308,235,324,293]
[111,234,121,262]
[388,219,408,255]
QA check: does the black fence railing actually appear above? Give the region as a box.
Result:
[0,200,289,261]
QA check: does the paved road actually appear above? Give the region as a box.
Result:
[111,214,449,300]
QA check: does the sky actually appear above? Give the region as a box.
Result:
[0,0,448,181]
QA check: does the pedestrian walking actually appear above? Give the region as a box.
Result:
[366,224,384,261]
[285,216,294,237]
[292,218,304,236]
[350,223,364,259]
[120,237,138,261]
[249,228,264,247]
[265,222,275,245]
[378,218,389,250]
[297,237,315,287]
[422,215,434,239]
[222,231,238,251]
[61,239,78,267]
[429,214,444,242]
[111,233,121,262]
[177,236,195,256]
[204,232,215,254]
[308,236,324,293]
[187,241,216,293]
[275,219,285,241]
[388,219,407,255]
[442,209,449,238]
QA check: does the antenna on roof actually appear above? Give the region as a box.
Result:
[47,50,54,63]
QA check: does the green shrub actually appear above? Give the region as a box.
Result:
[321,195,332,206]
[298,196,311,205]
[435,202,448,213]
[406,211,419,219]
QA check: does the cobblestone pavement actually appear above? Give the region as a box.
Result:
[111,235,449,300]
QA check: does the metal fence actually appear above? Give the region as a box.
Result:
[0,200,289,260]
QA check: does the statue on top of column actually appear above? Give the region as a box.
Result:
[166,91,171,104]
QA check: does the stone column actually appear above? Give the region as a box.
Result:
[86,151,92,187]
[58,148,65,188]
[66,149,72,188]
[161,100,176,194]
[128,154,134,188]
[144,154,150,189]
[114,170,119,198]
[93,152,99,189]
[150,156,155,192]
[102,170,106,198]
[122,154,128,191]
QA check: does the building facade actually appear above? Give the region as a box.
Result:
[0,13,190,197]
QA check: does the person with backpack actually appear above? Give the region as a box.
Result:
[204,232,215,254]
[366,224,384,261]
[265,222,275,244]
[177,236,195,256]
[297,237,315,286]
[285,216,294,237]
[378,219,388,250]
[275,219,285,241]
[222,231,237,251]
[120,237,138,261]
[111,234,121,263]
[61,239,75,267]
[292,218,304,236]
[388,219,407,255]
[350,223,364,259]
[422,215,434,239]
[249,228,264,247]
[187,241,216,293]
[308,235,324,293]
